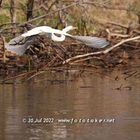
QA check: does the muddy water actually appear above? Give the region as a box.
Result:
[0,69,140,140]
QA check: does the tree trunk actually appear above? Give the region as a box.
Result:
[137,13,140,25]
[27,0,34,21]
[0,0,2,8]
[10,0,16,36]
[10,0,16,23]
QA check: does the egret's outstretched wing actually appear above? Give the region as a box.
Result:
[21,26,74,38]
[22,26,53,37]
[71,36,109,48]
[5,36,36,55]
[51,33,65,42]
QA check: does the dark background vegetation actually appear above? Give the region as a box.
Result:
[0,0,140,37]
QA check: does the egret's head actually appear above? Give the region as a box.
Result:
[62,26,77,33]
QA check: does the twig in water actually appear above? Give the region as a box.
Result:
[124,71,138,80]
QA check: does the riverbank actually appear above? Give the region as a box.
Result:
[0,26,140,82]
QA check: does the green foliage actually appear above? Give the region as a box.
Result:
[2,2,10,10]
[0,14,10,24]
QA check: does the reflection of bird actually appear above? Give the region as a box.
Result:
[5,25,109,55]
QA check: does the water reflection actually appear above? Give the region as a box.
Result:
[0,69,140,140]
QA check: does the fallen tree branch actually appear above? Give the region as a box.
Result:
[106,29,130,39]
[63,36,140,64]
[107,21,129,29]
[104,36,140,53]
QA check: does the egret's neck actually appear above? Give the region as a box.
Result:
[51,33,66,42]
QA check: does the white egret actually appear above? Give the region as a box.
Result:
[21,25,74,41]
[5,26,74,55]
[5,25,109,55]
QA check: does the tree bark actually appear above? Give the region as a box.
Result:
[0,0,2,8]
[10,0,16,36]
[27,0,34,21]
[10,0,16,23]
[137,13,140,25]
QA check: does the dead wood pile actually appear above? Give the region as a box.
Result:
[0,24,140,78]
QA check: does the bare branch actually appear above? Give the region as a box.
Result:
[18,1,80,26]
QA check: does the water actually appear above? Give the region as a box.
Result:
[0,69,140,140]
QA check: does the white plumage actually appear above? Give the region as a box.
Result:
[21,26,73,42]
